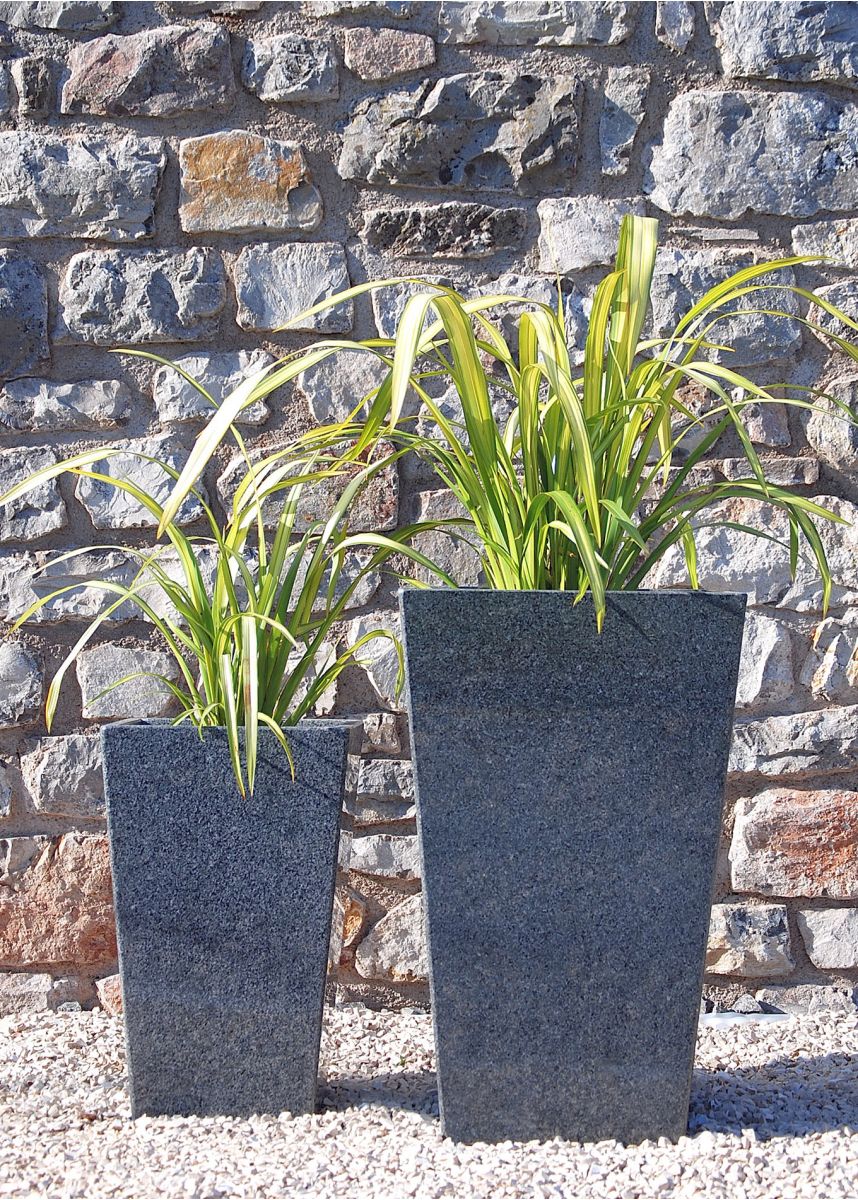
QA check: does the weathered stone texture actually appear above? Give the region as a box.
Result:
[437,1,635,45]
[735,614,793,711]
[730,708,858,778]
[706,903,793,977]
[58,249,226,345]
[74,435,206,530]
[0,971,56,1015]
[649,251,802,365]
[297,349,388,424]
[0,447,66,542]
[95,972,122,1014]
[651,496,858,612]
[350,833,420,879]
[805,375,858,469]
[792,220,858,270]
[647,91,858,219]
[152,350,273,425]
[340,73,583,196]
[344,27,435,81]
[796,907,858,969]
[355,893,428,982]
[61,25,235,118]
[0,642,42,729]
[12,56,53,117]
[76,644,181,720]
[712,2,858,90]
[0,252,48,378]
[0,379,130,433]
[233,242,351,333]
[800,616,858,704]
[0,2,115,30]
[347,612,403,711]
[600,67,649,177]
[350,758,415,826]
[364,204,526,259]
[179,132,322,235]
[20,735,104,820]
[217,442,398,533]
[538,198,645,271]
[730,789,858,899]
[242,35,338,102]
[0,549,155,626]
[0,833,116,969]
[655,1,694,52]
[755,983,858,1016]
[0,134,164,242]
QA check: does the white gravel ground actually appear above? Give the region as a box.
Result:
[0,1006,856,1200]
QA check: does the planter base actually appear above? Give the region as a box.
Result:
[102,721,357,1119]
[401,589,746,1145]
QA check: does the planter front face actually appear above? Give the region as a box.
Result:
[101,721,354,1119]
[401,589,746,1145]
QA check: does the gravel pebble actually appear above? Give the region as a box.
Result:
[0,1006,856,1198]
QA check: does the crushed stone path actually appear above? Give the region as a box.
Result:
[0,1006,856,1198]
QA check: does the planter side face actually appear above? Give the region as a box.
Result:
[101,721,352,1119]
[400,589,746,1145]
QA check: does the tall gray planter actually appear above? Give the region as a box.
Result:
[400,589,746,1145]
[101,719,358,1119]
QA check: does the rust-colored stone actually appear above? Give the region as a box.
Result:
[343,887,368,949]
[0,834,116,969]
[95,972,123,1014]
[179,130,323,234]
[730,788,858,899]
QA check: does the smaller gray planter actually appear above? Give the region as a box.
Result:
[101,719,358,1119]
[401,588,746,1145]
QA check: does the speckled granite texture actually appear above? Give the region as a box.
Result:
[401,589,746,1145]
[101,720,358,1119]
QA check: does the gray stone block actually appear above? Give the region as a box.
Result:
[401,588,745,1143]
[340,72,583,195]
[242,35,338,102]
[101,719,358,1118]
[0,641,42,729]
[0,252,48,378]
[647,90,858,219]
[711,1,858,90]
[58,249,226,345]
[0,133,164,242]
[61,25,235,117]
[0,378,130,433]
[233,242,351,334]
[363,204,526,259]
[437,1,636,46]
[0,446,67,542]
[0,1,115,30]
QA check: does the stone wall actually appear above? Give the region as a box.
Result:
[0,0,857,1017]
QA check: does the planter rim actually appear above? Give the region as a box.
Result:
[101,717,364,731]
[399,586,748,601]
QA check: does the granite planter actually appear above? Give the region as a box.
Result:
[101,719,357,1119]
[400,588,746,1145]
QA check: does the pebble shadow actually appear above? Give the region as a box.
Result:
[690,1051,858,1139]
[322,1053,858,1141]
[319,1069,439,1117]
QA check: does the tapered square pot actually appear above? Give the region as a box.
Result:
[101,719,358,1119]
[400,589,746,1145]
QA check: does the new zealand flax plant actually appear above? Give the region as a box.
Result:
[0,358,450,796]
[154,215,858,629]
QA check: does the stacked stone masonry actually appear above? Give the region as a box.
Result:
[0,0,857,1015]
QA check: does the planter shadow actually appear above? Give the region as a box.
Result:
[689,1051,858,1139]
